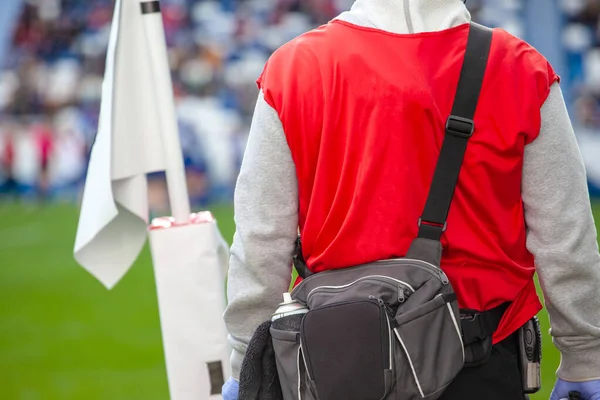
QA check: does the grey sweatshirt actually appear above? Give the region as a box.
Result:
[224,0,600,383]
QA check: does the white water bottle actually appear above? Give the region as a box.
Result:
[271,293,308,331]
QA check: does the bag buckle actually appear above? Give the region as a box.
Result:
[446,115,475,138]
[418,217,447,232]
[460,312,489,343]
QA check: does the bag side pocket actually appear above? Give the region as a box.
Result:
[393,294,464,399]
[300,300,392,400]
[271,328,302,400]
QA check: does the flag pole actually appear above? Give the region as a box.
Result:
[137,0,190,223]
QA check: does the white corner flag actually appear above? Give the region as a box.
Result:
[73,0,231,398]
[74,0,171,288]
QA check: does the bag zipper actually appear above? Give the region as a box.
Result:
[371,297,394,371]
[291,258,448,297]
[374,258,450,284]
[305,275,415,305]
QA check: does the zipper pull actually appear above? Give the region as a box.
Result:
[398,287,406,304]
[438,269,450,285]
[379,298,396,319]
[370,295,386,307]
[369,296,397,318]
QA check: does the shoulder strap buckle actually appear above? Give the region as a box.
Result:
[418,217,447,232]
[446,115,475,138]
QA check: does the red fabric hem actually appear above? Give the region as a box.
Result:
[492,293,543,344]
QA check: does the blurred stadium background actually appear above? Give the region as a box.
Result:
[0,0,599,399]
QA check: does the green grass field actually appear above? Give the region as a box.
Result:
[1,202,599,399]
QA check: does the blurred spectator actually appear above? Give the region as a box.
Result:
[0,0,598,207]
[0,0,350,208]
[560,0,600,194]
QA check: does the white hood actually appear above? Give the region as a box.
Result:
[336,0,471,34]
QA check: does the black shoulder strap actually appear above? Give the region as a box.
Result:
[417,23,493,242]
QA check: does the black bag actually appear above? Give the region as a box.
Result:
[270,23,494,400]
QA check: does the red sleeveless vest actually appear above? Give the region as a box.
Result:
[257,21,559,343]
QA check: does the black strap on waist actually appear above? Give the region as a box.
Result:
[417,23,493,242]
[293,236,312,279]
[460,302,509,345]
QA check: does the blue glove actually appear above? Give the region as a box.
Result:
[550,378,600,400]
[222,377,239,400]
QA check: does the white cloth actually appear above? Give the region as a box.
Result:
[74,0,168,289]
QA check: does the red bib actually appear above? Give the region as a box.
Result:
[258,21,559,343]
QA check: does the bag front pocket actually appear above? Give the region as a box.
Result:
[300,300,393,400]
[271,327,303,400]
[393,293,464,399]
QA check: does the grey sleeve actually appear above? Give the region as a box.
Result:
[223,91,299,380]
[523,82,600,381]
